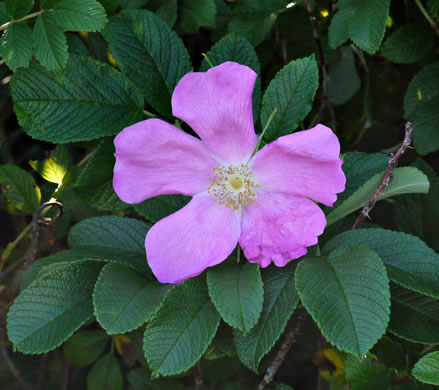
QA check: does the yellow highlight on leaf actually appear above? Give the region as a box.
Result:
[108,52,118,68]
[320,9,329,18]
[387,16,393,28]
[79,32,89,40]
[113,335,131,356]
[417,88,423,101]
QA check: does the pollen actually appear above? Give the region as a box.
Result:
[208,164,258,211]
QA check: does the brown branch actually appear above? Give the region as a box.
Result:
[258,311,308,390]
[194,361,204,390]
[304,0,336,132]
[352,122,413,229]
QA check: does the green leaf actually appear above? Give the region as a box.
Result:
[260,56,319,142]
[413,352,439,385]
[327,46,360,105]
[64,330,109,367]
[345,355,391,390]
[395,159,439,252]
[199,33,261,122]
[0,3,9,24]
[94,263,171,334]
[152,0,177,27]
[11,55,144,143]
[295,245,390,359]
[134,195,190,222]
[66,33,89,56]
[381,23,434,64]
[388,285,439,344]
[429,0,439,21]
[228,0,287,47]
[103,9,191,117]
[68,215,149,253]
[335,152,388,206]
[413,96,439,155]
[0,23,33,71]
[326,167,430,226]
[7,262,101,354]
[177,0,216,35]
[33,13,68,71]
[404,61,439,120]
[73,139,126,211]
[29,144,69,184]
[4,0,34,19]
[348,0,390,54]
[143,277,221,376]
[52,0,108,32]
[87,353,123,390]
[0,164,41,214]
[207,263,263,333]
[234,263,299,372]
[328,0,356,49]
[127,368,186,390]
[324,228,439,300]
[121,0,149,7]
[98,0,120,14]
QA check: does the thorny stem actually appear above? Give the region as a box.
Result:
[352,122,413,229]
[0,10,47,31]
[254,107,278,154]
[414,0,439,38]
[257,311,308,390]
[304,0,336,132]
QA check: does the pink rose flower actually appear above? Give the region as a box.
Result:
[113,62,346,284]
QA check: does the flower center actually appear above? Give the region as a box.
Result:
[208,164,258,211]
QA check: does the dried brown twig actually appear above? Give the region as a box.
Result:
[257,311,308,390]
[352,122,413,229]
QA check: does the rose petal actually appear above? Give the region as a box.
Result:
[250,124,346,207]
[239,191,326,267]
[113,119,218,204]
[145,192,242,284]
[172,62,258,164]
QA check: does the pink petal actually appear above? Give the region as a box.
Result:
[250,124,346,207]
[145,192,242,284]
[172,62,258,164]
[239,191,326,268]
[113,119,218,204]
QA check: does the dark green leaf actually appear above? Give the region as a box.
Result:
[11,55,144,143]
[33,13,68,71]
[127,368,186,390]
[0,3,9,24]
[199,33,261,122]
[328,46,360,105]
[177,0,216,35]
[260,56,319,142]
[143,277,221,376]
[73,138,126,211]
[87,353,123,390]
[52,0,108,32]
[413,351,439,385]
[66,33,89,56]
[207,263,263,332]
[98,0,120,14]
[389,285,439,344]
[413,96,439,155]
[404,61,439,120]
[345,355,391,390]
[0,23,33,71]
[121,0,149,7]
[324,228,439,300]
[64,330,109,367]
[103,9,191,117]
[381,24,434,64]
[328,0,356,49]
[428,0,439,21]
[152,0,177,27]
[134,195,190,223]
[0,164,41,214]
[7,262,101,354]
[234,263,299,372]
[94,263,171,334]
[4,0,34,19]
[68,215,149,253]
[296,245,390,359]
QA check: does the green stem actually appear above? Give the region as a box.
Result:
[0,9,46,31]
[414,0,439,38]
[237,245,241,263]
[0,224,33,271]
[201,53,214,68]
[143,109,156,118]
[253,107,278,154]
